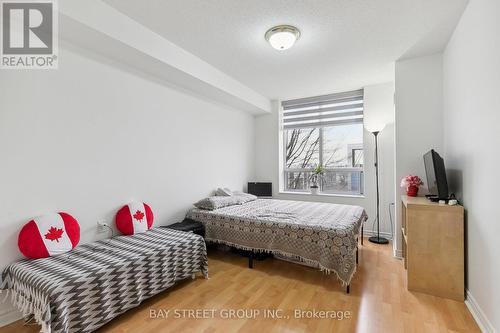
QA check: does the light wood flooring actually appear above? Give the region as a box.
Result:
[0,238,480,333]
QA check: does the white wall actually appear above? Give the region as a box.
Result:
[255,83,395,237]
[0,43,255,323]
[443,0,500,331]
[394,54,443,256]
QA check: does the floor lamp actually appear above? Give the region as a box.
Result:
[369,129,389,244]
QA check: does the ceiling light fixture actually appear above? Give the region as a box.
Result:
[265,25,300,51]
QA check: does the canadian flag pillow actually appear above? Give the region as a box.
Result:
[18,212,80,259]
[115,202,154,235]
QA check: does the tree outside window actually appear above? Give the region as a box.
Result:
[284,124,364,195]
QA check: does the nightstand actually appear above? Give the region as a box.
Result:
[161,218,205,238]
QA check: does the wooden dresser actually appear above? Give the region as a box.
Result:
[401,195,464,301]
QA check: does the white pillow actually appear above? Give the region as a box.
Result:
[215,187,233,196]
[194,196,240,210]
[233,192,258,203]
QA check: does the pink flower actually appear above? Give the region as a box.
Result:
[400,175,424,188]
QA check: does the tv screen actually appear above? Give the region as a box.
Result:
[248,182,272,197]
[423,149,449,199]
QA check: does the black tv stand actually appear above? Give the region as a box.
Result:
[426,195,440,202]
[425,194,454,203]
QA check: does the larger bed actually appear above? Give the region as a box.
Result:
[187,198,367,287]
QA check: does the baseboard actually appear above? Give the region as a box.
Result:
[465,289,497,333]
[0,309,22,327]
[362,229,393,240]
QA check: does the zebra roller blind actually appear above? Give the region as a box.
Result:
[282,89,364,129]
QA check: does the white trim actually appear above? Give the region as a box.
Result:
[278,191,365,199]
[362,229,393,240]
[393,249,403,259]
[0,309,22,327]
[465,289,497,333]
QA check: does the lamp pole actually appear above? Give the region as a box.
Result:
[369,131,388,244]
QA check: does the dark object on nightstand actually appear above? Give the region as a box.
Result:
[162,218,205,238]
[247,182,272,197]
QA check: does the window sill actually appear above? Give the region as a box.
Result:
[278,191,365,199]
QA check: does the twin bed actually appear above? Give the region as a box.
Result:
[187,198,367,289]
[1,228,208,333]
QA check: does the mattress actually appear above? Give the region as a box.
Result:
[187,198,367,285]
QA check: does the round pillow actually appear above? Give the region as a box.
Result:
[115,202,153,235]
[18,212,80,259]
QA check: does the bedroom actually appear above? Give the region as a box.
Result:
[0,0,498,332]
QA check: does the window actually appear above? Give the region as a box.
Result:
[282,89,364,195]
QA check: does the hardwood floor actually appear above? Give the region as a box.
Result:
[1,238,479,333]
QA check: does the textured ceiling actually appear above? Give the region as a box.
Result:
[103,0,468,100]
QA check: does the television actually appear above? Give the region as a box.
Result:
[423,149,449,200]
[248,182,272,197]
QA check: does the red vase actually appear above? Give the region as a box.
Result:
[407,185,419,197]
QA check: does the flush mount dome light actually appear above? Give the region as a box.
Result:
[265,25,300,50]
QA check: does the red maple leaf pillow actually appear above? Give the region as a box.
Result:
[115,202,154,235]
[18,212,80,259]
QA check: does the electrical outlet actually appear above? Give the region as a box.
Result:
[97,220,109,233]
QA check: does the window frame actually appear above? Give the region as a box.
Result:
[282,126,364,195]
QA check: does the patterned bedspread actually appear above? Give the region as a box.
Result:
[1,228,208,333]
[187,199,367,285]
